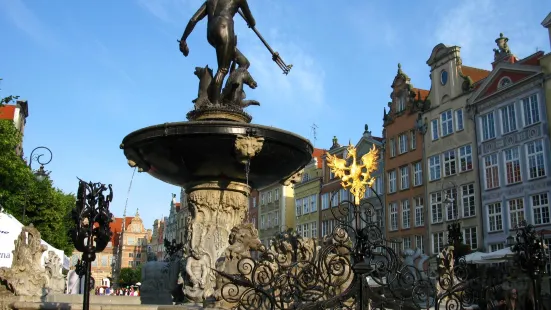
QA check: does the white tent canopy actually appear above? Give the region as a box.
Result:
[481,247,514,260]
[0,212,70,270]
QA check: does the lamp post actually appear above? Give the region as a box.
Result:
[71,179,113,310]
[508,220,548,310]
[24,146,53,224]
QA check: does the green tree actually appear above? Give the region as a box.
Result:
[118,266,142,286]
[0,81,76,255]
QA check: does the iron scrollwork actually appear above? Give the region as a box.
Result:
[215,189,436,310]
[70,179,113,310]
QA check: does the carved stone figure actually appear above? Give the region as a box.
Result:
[179,0,256,105]
[221,67,260,108]
[44,251,65,295]
[493,33,512,61]
[280,169,304,186]
[140,258,181,305]
[213,223,264,308]
[234,134,264,164]
[0,224,49,297]
[182,181,250,302]
[184,249,212,301]
[192,65,213,109]
[66,270,82,294]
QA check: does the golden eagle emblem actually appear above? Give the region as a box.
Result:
[326,143,380,205]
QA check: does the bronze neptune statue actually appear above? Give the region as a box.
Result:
[179,0,291,121]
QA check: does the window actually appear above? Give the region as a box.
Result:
[397,96,406,112]
[431,119,439,140]
[498,77,512,88]
[136,253,141,259]
[252,197,257,208]
[461,184,475,218]
[339,188,348,202]
[275,188,280,200]
[489,243,504,253]
[329,170,335,180]
[507,198,524,229]
[481,112,496,141]
[331,191,338,207]
[267,212,272,227]
[375,209,383,228]
[412,162,422,186]
[260,215,266,229]
[274,211,280,226]
[410,130,416,150]
[428,155,441,181]
[321,193,329,210]
[261,193,265,205]
[501,104,517,134]
[487,203,503,232]
[504,147,521,184]
[403,237,412,251]
[295,199,302,216]
[443,150,457,177]
[441,110,454,136]
[463,227,477,250]
[376,177,383,195]
[389,203,398,231]
[484,154,500,189]
[302,223,309,238]
[302,198,309,214]
[399,134,408,154]
[414,197,424,227]
[302,173,310,182]
[311,222,317,238]
[400,166,409,190]
[390,139,396,157]
[391,239,400,253]
[444,188,457,221]
[402,199,410,229]
[455,109,464,131]
[531,193,550,225]
[522,94,540,126]
[432,232,445,254]
[458,145,473,172]
[415,236,424,253]
[129,253,134,258]
[310,194,317,212]
[430,192,443,224]
[526,140,546,179]
[268,191,272,203]
[388,170,397,193]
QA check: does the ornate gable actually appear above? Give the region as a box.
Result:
[470,62,542,103]
[384,64,429,126]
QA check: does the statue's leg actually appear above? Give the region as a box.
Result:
[209,43,234,105]
[235,48,250,69]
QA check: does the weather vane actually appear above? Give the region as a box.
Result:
[326,144,380,205]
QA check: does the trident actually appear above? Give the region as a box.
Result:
[238,10,293,75]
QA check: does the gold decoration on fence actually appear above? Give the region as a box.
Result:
[326,144,380,205]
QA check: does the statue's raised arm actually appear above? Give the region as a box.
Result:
[240,0,255,28]
[179,2,207,57]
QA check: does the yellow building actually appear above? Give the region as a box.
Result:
[257,183,295,246]
[293,148,325,239]
[541,12,551,137]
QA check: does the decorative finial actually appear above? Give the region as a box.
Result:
[330,136,341,150]
[326,144,380,205]
[397,63,402,73]
[364,124,369,133]
[136,208,140,216]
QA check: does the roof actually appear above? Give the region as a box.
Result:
[312,148,326,168]
[542,12,551,28]
[412,88,429,101]
[372,136,384,142]
[175,202,181,212]
[0,105,16,120]
[462,66,491,83]
[110,216,135,246]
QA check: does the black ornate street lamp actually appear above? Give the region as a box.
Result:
[71,179,113,310]
[23,146,53,224]
[509,220,548,310]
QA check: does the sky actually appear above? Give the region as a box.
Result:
[1,0,549,228]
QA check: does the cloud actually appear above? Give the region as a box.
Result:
[0,0,61,49]
[432,0,548,69]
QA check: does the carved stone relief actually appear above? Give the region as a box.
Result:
[234,135,264,164]
[182,181,250,302]
[481,124,542,155]
[44,251,65,295]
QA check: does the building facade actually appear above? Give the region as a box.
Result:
[356,126,385,234]
[294,148,325,240]
[320,137,348,238]
[469,36,551,251]
[148,218,165,261]
[423,44,490,255]
[542,13,551,138]
[383,64,430,254]
[119,210,151,270]
[165,194,180,242]
[247,189,259,230]
[258,183,295,246]
[0,100,28,156]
